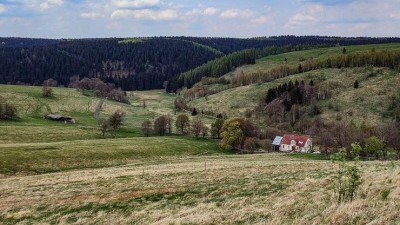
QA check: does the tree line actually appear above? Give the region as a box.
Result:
[232,49,400,86]
[3,36,400,93]
[177,36,400,54]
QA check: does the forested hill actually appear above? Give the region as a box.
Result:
[2,36,400,91]
[0,38,220,90]
[176,36,400,54]
[0,37,59,48]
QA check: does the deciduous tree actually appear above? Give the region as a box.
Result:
[211,118,224,139]
[108,110,125,138]
[221,120,243,150]
[365,136,384,160]
[175,114,190,135]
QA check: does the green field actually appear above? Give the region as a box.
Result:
[0,86,179,144]
[0,85,227,176]
[1,154,399,224]
[0,137,227,176]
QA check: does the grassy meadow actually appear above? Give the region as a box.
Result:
[0,85,177,144]
[1,154,399,224]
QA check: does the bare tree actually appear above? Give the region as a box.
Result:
[191,116,204,138]
[141,119,152,137]
[99,119,110,137]
[166,114,173,135]
[201,125,209,138]
[154,115,168,136]
[43,78,58,87]
[319,129,336,157]
[94,98,105,122]
[378,123,400,159]
[244,137,257,153]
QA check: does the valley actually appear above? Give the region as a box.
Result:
[1,40,400,224]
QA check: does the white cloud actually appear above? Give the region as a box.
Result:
[39,0,63,10]
[27,0,64,10]
[250,16,272,24]
[80,12,105,19]
[390,13,400,20]
[111,0,161,8]
[111,9,179,20]
[288,14,318,26]
[0,4,6,13]
[220,9,255,19]
[203,7,218,16]
[287,4,324,27]
[186,7,218,16]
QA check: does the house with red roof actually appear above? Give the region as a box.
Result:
[279,134,312,153]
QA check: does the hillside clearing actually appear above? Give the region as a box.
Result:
[187,43,400,121]
[189,67,400,124]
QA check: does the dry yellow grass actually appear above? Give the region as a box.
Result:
[1,154,399,224]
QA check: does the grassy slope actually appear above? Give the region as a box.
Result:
[0,86,227,176]
[189,43,400,124]
[0,86,176,144]
[1,153,399,224]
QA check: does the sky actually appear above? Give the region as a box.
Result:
[0,0,399,38]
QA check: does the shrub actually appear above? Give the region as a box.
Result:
[0,97,18,120]
[331,145,362,203]
[99,119,110,137]
[353,80,359,89]
[381,189,390,201]
[244,137,257,153]
[42,85,54,97]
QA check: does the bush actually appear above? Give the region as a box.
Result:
[381,189,391,201]
[244,137,257,153]
[0,97,18,120]
[331,145,362,203]
[42,85,54,97]
[353,80,359,89]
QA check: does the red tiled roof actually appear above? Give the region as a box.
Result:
[281,134,309,147]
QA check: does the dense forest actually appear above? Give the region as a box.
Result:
[0,38,220,90]
[2,36,400,91]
